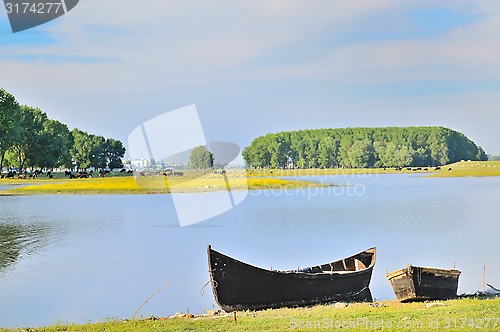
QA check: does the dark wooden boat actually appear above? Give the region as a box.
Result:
[207,245,376,312]
[387,265,460,302]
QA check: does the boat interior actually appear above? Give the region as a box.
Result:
[285,248,376,274]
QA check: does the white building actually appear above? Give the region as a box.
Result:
[130,158,156,170]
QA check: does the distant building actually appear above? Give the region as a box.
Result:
[144,158,155,168]
[130,158,156,170]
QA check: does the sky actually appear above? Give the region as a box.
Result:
[1,0,500,157]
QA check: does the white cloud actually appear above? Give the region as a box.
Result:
[1,1,500,152]
[6,0,498,86]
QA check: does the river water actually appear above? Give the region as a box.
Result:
[0,174,499,328]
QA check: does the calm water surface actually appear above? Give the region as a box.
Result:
[0,174,499,327]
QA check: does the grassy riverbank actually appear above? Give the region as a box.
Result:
[2,297,498,332]
[1,161,498,195]
[427,160,500,177]
[247,160,500,178]
[0,171,324,195]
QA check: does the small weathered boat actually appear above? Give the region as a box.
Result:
[207,245,376,312]
[387,265,460,302]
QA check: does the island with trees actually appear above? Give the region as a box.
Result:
[242,127,487,169]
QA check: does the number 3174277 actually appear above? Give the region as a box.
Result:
[5,2,62,14]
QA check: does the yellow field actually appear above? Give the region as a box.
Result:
[1,172,321,195]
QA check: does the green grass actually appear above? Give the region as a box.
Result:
[427,160,500,177]
[2,297,498,332]
[247,161,500,178]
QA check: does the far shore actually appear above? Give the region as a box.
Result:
[246,160,500,178]
[0,160,498,195]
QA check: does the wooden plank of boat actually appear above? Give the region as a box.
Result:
[387,264,461,302]
[207,245,376,312]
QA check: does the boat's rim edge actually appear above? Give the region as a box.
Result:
[208,245,376,276]
[387,265,461,280]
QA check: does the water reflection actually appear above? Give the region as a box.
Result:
[0,195,123,276]
[0,223,51,271]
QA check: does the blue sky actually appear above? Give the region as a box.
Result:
[1,1,500,155]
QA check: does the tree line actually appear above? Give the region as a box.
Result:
[242,126,487,169]
[0,88,126,172]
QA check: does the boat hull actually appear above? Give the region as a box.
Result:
[387,265,460,302]
[208,246,376,312]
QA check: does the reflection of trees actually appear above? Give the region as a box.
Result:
[0,223,49,271]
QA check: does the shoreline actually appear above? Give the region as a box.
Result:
[2,296,498,331]
[1,161,498,195]
[0,176,329,196]
[247,160,500,178]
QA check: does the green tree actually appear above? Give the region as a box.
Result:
[427,128,448,166]
[34,119,73,169]
[243,137,271,168]
[338,135,354,168]
[303,132,319,168]
[190,146,213,169]
[70,129,125,170]
[9,106,47,170]
[70,128,93,170]
[104,138,126,169]
[0,88,20,171]
[89,135,107,169]
[373,141,392,167]
[318,137,338,168]
[268,133,290,168]
[347,139,373,168]
[477,147,487,161]
[394,145,414,167]
[290,131,306,168]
